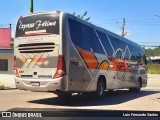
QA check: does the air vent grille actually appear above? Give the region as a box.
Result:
[18,43,55,53]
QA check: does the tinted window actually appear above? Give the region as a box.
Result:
[97,31,114,56]
[68,19,99,70]
[82,25,90,51]
[90,29,105,54]
[68,19,90,51]
[124,48,130,60]
[121,41,127,51]
[129,45,136,61]
[68,19,82,47]
[108,36,121,51]
[115,50,123,58]
[16,14,59,37]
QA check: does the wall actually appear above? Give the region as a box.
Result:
[0,53,15,88]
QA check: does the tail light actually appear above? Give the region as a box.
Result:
[18,16,23,20]
[53,55,66,78]
[56,11,61,14]
[14,56,20,77]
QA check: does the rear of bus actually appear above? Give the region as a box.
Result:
[14,12,67,92]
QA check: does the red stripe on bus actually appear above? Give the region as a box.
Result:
[21,33,51,37]
[38,58,46,62]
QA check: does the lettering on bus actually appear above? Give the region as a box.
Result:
[15,14,59,37]
[18,20,57,31]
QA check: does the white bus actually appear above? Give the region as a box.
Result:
[14,11,147,98]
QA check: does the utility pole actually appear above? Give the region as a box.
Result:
[9,24,12,29]
[121,18,127,37]
[30,0,33,13]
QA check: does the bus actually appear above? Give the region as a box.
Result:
[14,11,147,98]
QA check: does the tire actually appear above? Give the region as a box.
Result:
[108,90,114,93]
[129,79,141,92]
[95,79,105,98]
[55,91,72,98]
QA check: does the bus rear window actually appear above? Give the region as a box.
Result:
[16,13,59,37]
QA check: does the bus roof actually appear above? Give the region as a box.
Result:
[21,11,142,50]
[63,12,142,50]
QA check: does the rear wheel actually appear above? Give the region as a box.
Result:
[95,79,105,98]
[129,78,141,92]
[55,91,72,98]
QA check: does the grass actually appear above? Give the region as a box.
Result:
[0,84,5,90]
[0,84,10,90]
[147,64,160,74]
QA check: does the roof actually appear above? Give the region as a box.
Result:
[150,56,160,60]
[17,11,142,50]
[63,12,142,50]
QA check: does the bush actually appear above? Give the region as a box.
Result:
[0,84,5,90]
[147,64,160,74]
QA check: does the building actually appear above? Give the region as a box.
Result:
[0,49,13,74]
[150,56,160,64]
[0,28,15,88]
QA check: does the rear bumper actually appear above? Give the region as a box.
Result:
[15,76,65,92]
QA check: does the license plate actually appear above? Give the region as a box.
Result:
[30,82,40,86]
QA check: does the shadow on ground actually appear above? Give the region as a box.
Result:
[28,90,160,107]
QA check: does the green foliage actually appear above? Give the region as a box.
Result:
[0,84,10,90]
[73,11,91,22]
[147,64,160,74]
[0,84,4,90]
[145,46,160,56]
[145,47,160,74]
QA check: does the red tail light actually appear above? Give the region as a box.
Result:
[53,55,66,78]
[18,16,23,20]
[14,56,20,77]
[56,11,61,14]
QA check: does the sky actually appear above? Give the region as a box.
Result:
[0,0,160,48]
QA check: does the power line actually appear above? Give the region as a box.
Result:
[141,45,160,47]
[0,23,12,28]
[138,42,160,44]
[95,19,160,26]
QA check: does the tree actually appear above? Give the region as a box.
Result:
[73,11,91,22]
[145,47,160,56]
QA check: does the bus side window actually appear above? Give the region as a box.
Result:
[96,31,114,57]
[108,36,119,52]
[68,19,82,47]
[90,29,105,54]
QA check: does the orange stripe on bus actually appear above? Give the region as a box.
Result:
[110,58,121,71]
[99,61,109,70]
[77,46,98,69]
[21,58,27,63]
[110,58,131,72]
[32,57,39,63]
